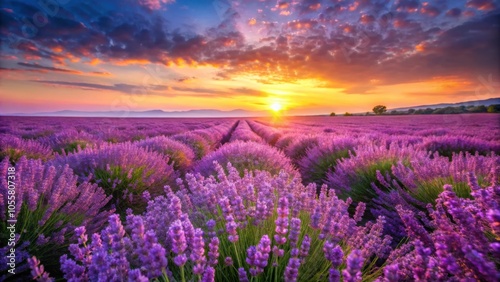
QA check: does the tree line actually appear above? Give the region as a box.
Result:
[330,104,500,116]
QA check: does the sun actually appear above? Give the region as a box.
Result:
[270,102,282,112]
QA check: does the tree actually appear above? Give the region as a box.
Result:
[344,112,353,116]
[487,104,500,113]
[373,105,387,115]
[407,109,415,114]
[330,112,336,116]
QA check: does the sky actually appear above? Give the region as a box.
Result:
[0,0,499,115]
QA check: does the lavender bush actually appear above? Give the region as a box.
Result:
[39,129,100,154]
[286,135,320,165]
[326,143,429,203]
[378,175,500,281]
[0,157,113,280]
[298,136,360,185]
[172,132,212,160]
[44,163,396,281]
[52,142,178,214]
[193,141,298,178]
[247,120,282,146]
[135,136,195,173]
[230,121,264,143]
[421,136,500,158]
[0,135,54,165]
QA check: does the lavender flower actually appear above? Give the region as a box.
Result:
[284,257,301,282]
[274,196,289,245]
[208,237,220,266]
[201,266,215,282]
[342,250,364,282]
[238,267,249,282]
[190,228,206,275]
[168,220,188,266]
[289,218,301,247]
[28,256,53,282]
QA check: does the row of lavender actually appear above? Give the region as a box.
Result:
[0,118,239,280]
[1,115,499,281]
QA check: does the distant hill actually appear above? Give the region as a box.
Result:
[390,97,500,112]
[7,109,268,118]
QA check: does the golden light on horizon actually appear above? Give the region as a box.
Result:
[270,102,283,112]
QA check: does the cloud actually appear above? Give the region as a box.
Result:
[138,0,175,11]
[31,80,166,95]
[177,76,196,82]
[17,62,82,74]
[466,0,497,11]
[229,87,268,97]
[1,0,498,97]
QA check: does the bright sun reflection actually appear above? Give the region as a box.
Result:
[270,102,282,112]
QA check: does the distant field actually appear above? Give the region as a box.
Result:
[1,114,499,281]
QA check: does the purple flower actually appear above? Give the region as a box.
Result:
[324,242,343,268]
[284,257,301,282]
[274,196,289,245]
[225,215,239,243]
[342,250,363,282]
[353,202,366,222]
[329,268,340,282]
[28,256,53,282]
[208,237,220,266]
[289,218,301,247]
[168,220,188,266]
[201,266,215,282]
[190,228,206,275]
[238,267,249,282]
[382,264,400,282]
[299,235,311,263]
[224,256,233,266]
[246,234,272,276]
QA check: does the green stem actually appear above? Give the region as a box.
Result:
[163,269,170,282]
[180,265,186,282]
[233,243,242,267]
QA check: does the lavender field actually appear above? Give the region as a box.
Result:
[1,114,499,281]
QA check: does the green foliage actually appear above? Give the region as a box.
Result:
[0,148,24,165]
[372,105,387,115]
[302,149,351,185]
[0,202,86,278]
[93,166,150,214]
[57,140,88,154]
[198,211,336,282]
[410,175,489,204]
[342,159,398,203]
[466,105,487,113]
[487,104,500,113]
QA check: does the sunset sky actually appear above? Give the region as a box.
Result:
[0,0,498,115]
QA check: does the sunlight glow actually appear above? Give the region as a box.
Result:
[270,102,282,112]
